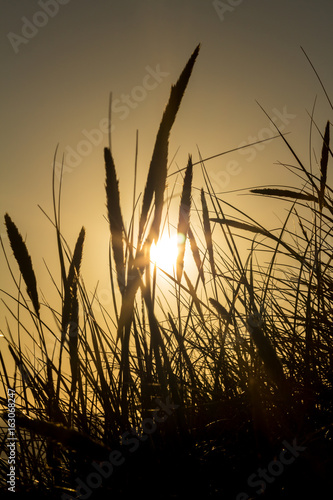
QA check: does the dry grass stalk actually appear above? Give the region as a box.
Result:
[104,147,125,294]
[138,45,200,245]
[4,213,40,317]
[294,209,309,242]
[188,226,205,284]
[67,227,85,291]
[57,227,85,399]
[201,189,216,278]
[319,120,330,211]
[176,155,193,282]
[62,227,85,338]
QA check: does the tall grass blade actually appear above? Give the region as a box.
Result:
[255,101,319,195]
[138,44,200,245]
[188,226,205,284]
[301,46,333,110]
[294,209,309,243]
[210,217,307,268]
[67,227,85,292]
[57,227,85,400]
[201,189,216,279]
[176,155,193,282]
[61,226,85,343]
[105,147,125,294]
[52,148,67,288]
[319,120,330,211]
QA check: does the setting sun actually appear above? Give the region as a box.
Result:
[150,233,182,273]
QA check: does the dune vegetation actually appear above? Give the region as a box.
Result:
[1,45,332,499]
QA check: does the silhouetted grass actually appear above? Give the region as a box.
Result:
[0,45,333,499]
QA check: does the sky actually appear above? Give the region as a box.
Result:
[1,0,333,336]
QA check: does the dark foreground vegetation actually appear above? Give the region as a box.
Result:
[1,46,332,499]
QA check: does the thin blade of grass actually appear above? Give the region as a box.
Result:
[319,120,330,211]
[184,271,205,323]
[52,148,67,289]
[255,101,319,196]
[168,312,199,394]
[188,226,205,285]
[301,46,333,110]
[294,209,309,243]
[210,217,308,268]
[201,189,216,279]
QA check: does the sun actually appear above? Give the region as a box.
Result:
[150,233,180,273]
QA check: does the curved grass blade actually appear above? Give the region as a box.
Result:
[319,120,330,211]
[210,217,308,268]
[301,46,333,110]
[184,271,205,322]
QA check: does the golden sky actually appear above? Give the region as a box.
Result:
[1,0,332,333]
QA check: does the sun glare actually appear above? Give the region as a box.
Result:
[150,233,180,273]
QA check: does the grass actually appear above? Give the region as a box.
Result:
[0,45,333,499]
